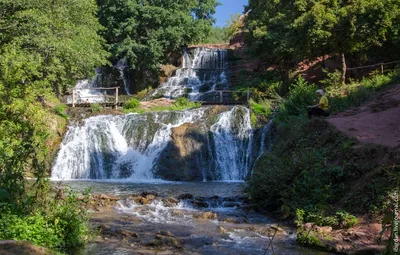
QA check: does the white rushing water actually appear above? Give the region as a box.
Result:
[51,107,266,181]
[115,58,131,95]
[153,48,229,100]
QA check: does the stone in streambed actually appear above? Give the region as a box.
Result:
[178,193,193,200]
[115,229,139,239]
[162,197,179,207]
[193,211,217,220]
[154,231,181,248]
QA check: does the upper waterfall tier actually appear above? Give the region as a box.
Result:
[51,106,267,182]
[152,48,229,101]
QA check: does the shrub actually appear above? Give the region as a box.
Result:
[90,103,102,113]
[0,189,90,250]
[250,99,272,116]
[276,77,317,122]
[54,104,68,119]
[123,98,140,109]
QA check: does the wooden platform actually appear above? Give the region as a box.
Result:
[66,103,124,108]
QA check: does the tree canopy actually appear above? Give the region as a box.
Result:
[0,0,108,200]
[97,0,218,90]
[245,0,400,90]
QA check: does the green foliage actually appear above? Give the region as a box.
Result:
[245,0,400,92]
[0,0,107,251]
[97,0,218,87]
[123,98,141,110]
[226,13,244,41]
[297,229,327,249]
[201,26,229,44]
[248,116,399,220]
[0,189,90,250]
[275,77,317,122]
[90,103,103,113]
[295,209,357,229]
[328,69,400,113]
[250,99,272,116]
[54,104,69,119]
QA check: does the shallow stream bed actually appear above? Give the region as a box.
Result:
[58,181,333,255]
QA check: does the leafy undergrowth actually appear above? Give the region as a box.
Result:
[248,116,400,220]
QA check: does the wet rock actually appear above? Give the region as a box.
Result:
[192,199,208,208]
[162,197,179,207]
[97,224,110,233]
[193,211,217,220]
[99,194,120,201]
[133,196,150,205]
[154,231,181,248]
[172,209,185,216]
[140,191,158,197]
[145,194,157,201]
[223,202,239,208]
[178,193,193,200]
[217,226,228,234]
[221,217,248,224]
[115,229,139,238]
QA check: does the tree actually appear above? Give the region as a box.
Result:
[96,0,218,92]
[0,0,108,201]
[245,0,400,90]
[293,0,400,86]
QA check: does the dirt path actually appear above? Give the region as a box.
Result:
[328,84,400,150]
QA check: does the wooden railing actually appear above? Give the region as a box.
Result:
[194,90,251,105]
[65,87,122,108]
[64,88,251,107]
[346,60,400,76]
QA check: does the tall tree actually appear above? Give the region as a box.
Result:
[96,0,218,91]
[0,0,108,200]
[245,0,400,90]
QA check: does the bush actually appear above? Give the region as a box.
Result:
[123,98,140,109]
[250,99,272,116]
[276,77,317,122]
[0,189,90,250]
[90,103,102,113]
[54,104,68,119]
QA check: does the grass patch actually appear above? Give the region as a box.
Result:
[122,97,201,114]
[54,104,69,119]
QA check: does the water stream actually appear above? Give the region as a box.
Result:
[152,48,229,100]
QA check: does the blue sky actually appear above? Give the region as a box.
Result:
[214,0,248,27]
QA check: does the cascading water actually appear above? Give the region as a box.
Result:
[71,69,105,103]
[51,107,266,181]
[115,58,131,95]
[152,48,229,100]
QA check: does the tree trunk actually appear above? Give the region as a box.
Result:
[341,53,347,87]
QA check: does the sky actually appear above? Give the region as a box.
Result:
[214,0,248,27]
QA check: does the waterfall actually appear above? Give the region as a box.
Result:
[210,107,253,181]
[71,69,105,103]
[152,48,229,100]
[51,107,264,182]
[115,59,131,95]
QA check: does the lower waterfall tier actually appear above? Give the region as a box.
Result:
[51,106,268,182]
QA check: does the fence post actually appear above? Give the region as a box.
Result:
[381,63,384,75]
[115,87,119,108]
[72,89,75,108]
[220,91,223,103]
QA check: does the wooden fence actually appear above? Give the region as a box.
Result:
[64,88,251,108]
[346,60,400,77]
